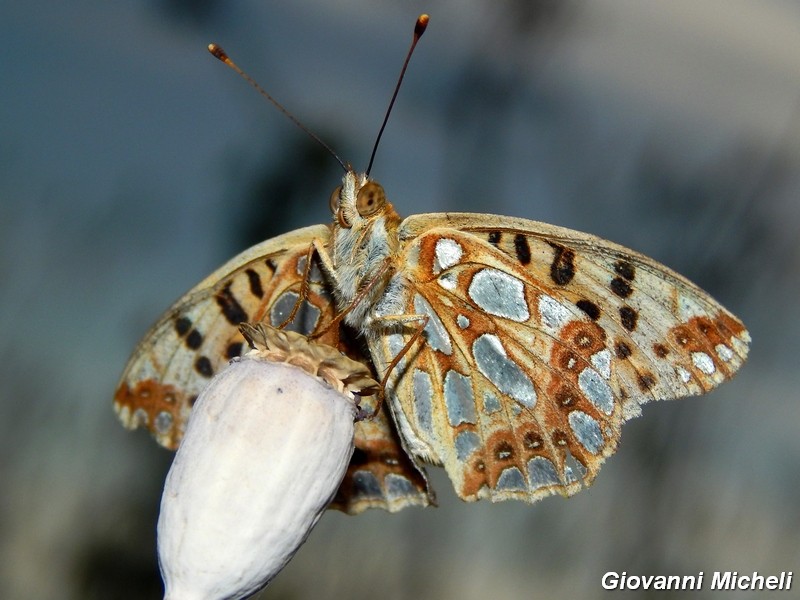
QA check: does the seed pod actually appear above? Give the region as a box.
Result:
[158,323,379,600]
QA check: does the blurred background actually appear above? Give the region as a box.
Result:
[2,1,799,598]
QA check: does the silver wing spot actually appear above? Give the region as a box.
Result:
[443,370,477,426]
[270,291,320,335]
[692,351,716,374]
[154,411,173,434]
[538,294,572,332]
[433,238,464,273]
[527,456,560,491]
[715,344,734,362]
[412,369,435,436]
[568,410,604,454]
[414,294,453,355]
[590,349,612,379]
[455,430,480,461]
[468,269,530,322]
[496,466,526,491]
[578,368,614,415]
[472,334,537,409]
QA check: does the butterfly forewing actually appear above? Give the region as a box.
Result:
[367,213,749,503]
[118,170,748,511]
[114,224,432,514]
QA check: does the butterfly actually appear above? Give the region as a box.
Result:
[115,14,749,514]
[115,164,750,514]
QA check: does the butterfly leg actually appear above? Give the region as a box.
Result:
[364,312,429,419]
[278,238,339,333]
[309,257,394,341]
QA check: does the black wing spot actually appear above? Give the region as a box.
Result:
[653,343,669,358]
[194,356,213,378]
[245,268,264,299]
[523,431,543,450]
[185,329,203,350]
[615,341,632,359]
[610,277,633,298]
[488,231,502,246]
[547,243,575,285]
[620,306,638,331]
[614,260,636,281]
[638,373,656,391]
[216,283,248,325]
[495,440,514,461]
[555,388,577,407]
[576,299,600,320]
[513,234,531,265]
[350,447,369,466]
[174,316,192,336]
[225,341,243,359]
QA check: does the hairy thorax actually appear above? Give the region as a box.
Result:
[331,208,402,328]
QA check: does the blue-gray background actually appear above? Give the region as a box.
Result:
[2,1,798,598]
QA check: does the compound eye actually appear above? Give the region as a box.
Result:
[329,185,342,214]
[356,182,386,217]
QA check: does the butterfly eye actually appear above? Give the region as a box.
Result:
[356,182,386,217]
[329,186,342,214]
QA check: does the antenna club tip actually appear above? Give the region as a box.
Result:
[208,43,229,63]
[415,14,429,36]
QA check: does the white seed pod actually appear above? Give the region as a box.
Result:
[158,323,379,600]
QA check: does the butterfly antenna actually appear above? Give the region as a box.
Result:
[365,14,429,177]
[208,43,348,172]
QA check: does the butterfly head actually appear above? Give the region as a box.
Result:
[329,170,399,230]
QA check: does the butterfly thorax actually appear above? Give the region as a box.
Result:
[328,171,402,327]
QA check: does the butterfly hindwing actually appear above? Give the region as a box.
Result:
[330,406,435,514]
[367,213,749,503]
[114,224,432,514]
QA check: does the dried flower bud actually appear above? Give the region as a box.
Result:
[158,324,378,600]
